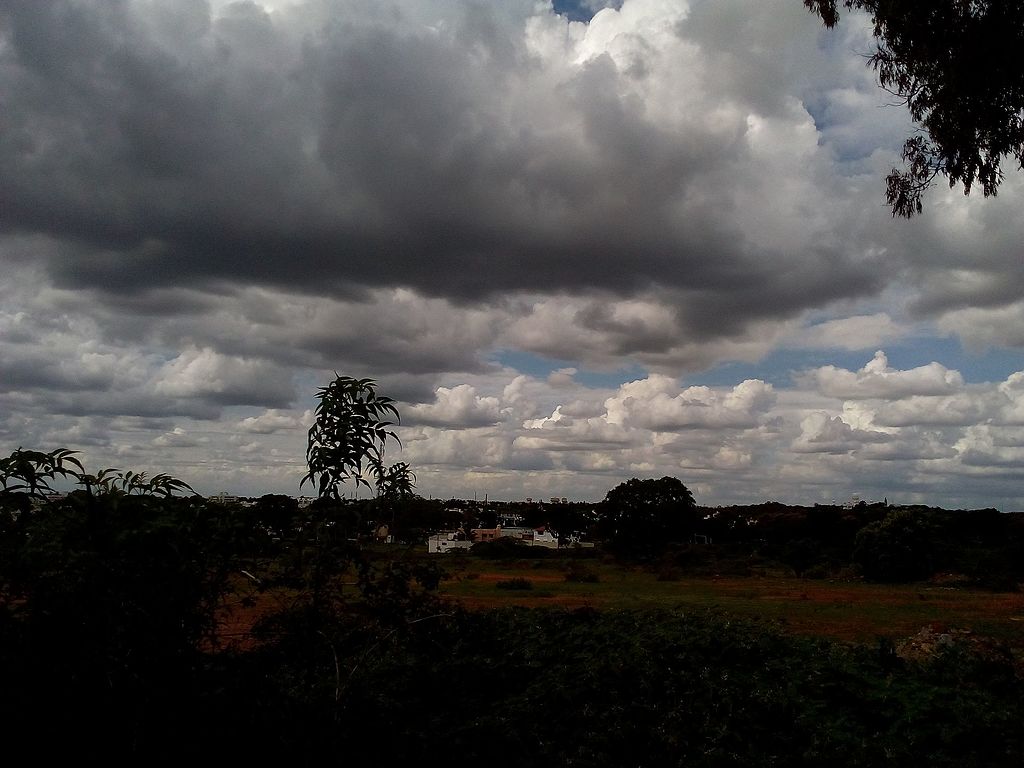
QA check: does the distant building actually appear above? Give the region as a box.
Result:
[497,512,525,527]
[427,532,473,554]
[471,527,501,542]
[437,524,565,551]
[31,492,66,511]
[531,529,559,549]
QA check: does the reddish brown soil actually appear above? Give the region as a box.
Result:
[212,574,1024,650]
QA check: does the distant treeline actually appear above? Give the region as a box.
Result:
[237,491,1024,588]
[687,502,1024,588]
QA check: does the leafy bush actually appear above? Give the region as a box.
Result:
[470,537,533,559]
[0,489,242,758]
[854,510,935,582]
[655,565,681,582]
[802,562,832,580]
[296,607,1024,767]
[564,561,600,583]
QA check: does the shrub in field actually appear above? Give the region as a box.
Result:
[655,565,681,582]
[802,562,832,580]
[495,577,533,590]
[565,561,600,583]
[854,509,935,582]
[470,537,534,559]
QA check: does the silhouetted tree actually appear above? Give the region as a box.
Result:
[303,375,399,499]
[252,493,300,539]
[597,476,697,559]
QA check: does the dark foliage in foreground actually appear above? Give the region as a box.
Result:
[6,555,1024,767]
[267,606,1019,768]
[2,446,1023,765]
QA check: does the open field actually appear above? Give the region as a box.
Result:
[212,549,1024,652]
[437,556,1024,647]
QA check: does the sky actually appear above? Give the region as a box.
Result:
[2,0,1023,510]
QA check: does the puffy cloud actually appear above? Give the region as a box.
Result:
[804,351,963,399]
[516,406,634,451]
[791,412,889,454]
[872,393,991,428]
[936,302,1024,350]
[956,425,1024,470]
[153,347,295,407]
[795,314,906,351]
[709,445,753,470]
[547,368,578,388]
[997,372,1024,425]
[152,427,207,449]
[405,385,502,428]
[237,409,310,434]
[604,375,775,430]
[402,425,514,470]
[857,434,957,462]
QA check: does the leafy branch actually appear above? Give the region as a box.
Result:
[302,375,401,499]
[0,448,84,497]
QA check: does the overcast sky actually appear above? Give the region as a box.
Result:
[2,0,1023,509]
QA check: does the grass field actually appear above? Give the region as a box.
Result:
[437,555,1024,647]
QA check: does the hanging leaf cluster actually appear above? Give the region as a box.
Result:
[806,0,1024,216]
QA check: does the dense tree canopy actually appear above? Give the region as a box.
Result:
[806,0,1024,216]
[853,508,936,582]
[598,476,697,559]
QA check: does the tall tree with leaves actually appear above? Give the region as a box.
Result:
[806,0,1024,216]
[303,375,400,499]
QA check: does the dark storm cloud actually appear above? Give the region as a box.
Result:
[0,0,891,342]
[0,385,219,423]
[0,356,293,418]
[0,355,112,393]
[4,0,1024,511]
